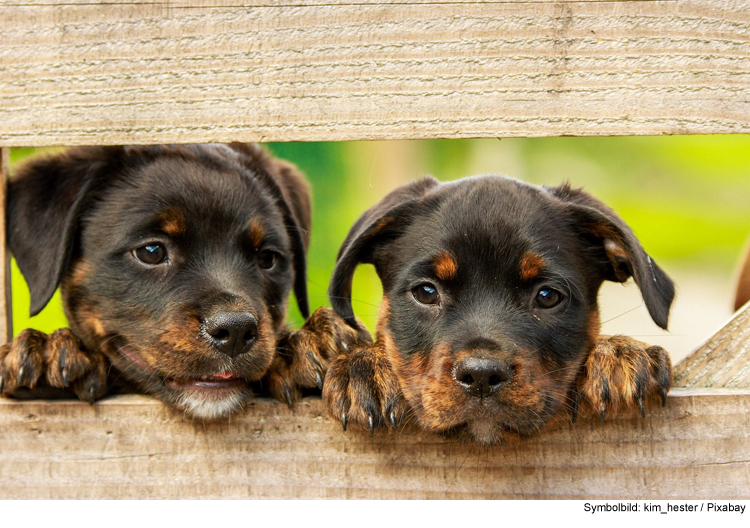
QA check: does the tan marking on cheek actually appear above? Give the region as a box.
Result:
[385,331,463,431]
[160,208,187,237]
[248,220,265,247]
[73,305,107,339]
[375,297,391,337]
[433,251,457,281]
[519,251,545,281]
[90,318,106,337]
[69,260,92,288]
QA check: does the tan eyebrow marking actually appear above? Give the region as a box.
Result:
[248,219,265,247]
[160,207,186,237]
[520,251,545,281]
[433,250,458,281]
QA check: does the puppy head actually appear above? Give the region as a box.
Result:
[331,175,674,443]
[9,144,311,419]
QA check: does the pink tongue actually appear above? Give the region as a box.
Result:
[213,372,237,380]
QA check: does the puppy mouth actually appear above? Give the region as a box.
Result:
[109,337,252,392]
[164,372,247,391]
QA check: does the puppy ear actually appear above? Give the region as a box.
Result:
[330,177,441,331]
[230,143,312,319]
[548,184,675,330]
[8,147,118,316]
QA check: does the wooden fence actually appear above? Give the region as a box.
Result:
[1,0,749,499]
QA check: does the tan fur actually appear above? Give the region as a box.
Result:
[248,220,265,248]
[433,250,458,281]
[519,251,545,281]
[160,207,187,237]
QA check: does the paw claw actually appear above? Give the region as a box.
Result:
[368,415,375,435]
[660,387,668,407]
[315,371,323,390]
[579,336,673,422]
[571,390,581,424]
[341,413,347,432]
[62,368,70,388]
[17,366,25,385]
[0,375,4,393]
[390,411,398,428]
[284,387,293,409]
[88,386,95,406]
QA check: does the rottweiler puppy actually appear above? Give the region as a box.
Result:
[0,144,345,419]
[323,175,674,443]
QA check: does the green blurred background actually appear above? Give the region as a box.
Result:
[9,136,750,361]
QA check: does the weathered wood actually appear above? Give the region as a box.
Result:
[675,301,750,389]
[0,390,748,499]
[2,0,749,146]
[0,148,11,343]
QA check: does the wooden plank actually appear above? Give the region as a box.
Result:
[2,0,749,146]
[0,389,748,499]
[674,301,750,389]
[0,148,11,343]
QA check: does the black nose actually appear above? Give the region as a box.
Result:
[203,312,258,358]
[454,357,511,398]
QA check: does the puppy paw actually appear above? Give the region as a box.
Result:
[267,307,361,407]
[574,335,672,421]
[0,328,108,404]
[323,341,408,434]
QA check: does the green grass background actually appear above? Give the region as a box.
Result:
[9,136,750,335]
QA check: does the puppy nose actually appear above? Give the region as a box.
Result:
[203,312,258,358]
[454,357,511,398]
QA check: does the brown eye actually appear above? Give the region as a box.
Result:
[413,283,440,305]
[133,244,167,265]
[258,250,277,270]
[536,287,563,309]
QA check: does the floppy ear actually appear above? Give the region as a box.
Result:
[8,147,119,316]
[329,177,441,331]
[230,143,312,319]
[548,184,675,330]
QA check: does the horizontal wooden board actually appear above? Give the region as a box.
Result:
[1,0,749,146]
[1,389,749,499]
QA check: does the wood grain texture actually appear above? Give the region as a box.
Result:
[675,301,750,389]
[0,148,11,343]
[0,390,748,499]
[2,0,749,146]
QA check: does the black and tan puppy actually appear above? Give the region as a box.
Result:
[324,175,674,444]
[0,144,343,419]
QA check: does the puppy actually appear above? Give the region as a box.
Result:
[0,144,342,419]
[323,175,674,443]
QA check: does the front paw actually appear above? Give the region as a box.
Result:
[575,335,672,421]
[0,328,108,404]
[266,307,361,407]
[323,341,408,434]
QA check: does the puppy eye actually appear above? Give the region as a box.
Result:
[133,244,167,265]
[412,283,440,305]
[258,250,277,270]
[535,287,563,309]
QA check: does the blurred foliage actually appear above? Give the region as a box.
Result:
[9,136,750,336]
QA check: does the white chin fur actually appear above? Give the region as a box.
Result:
[173,389,249,420]
[468,419,502,444]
